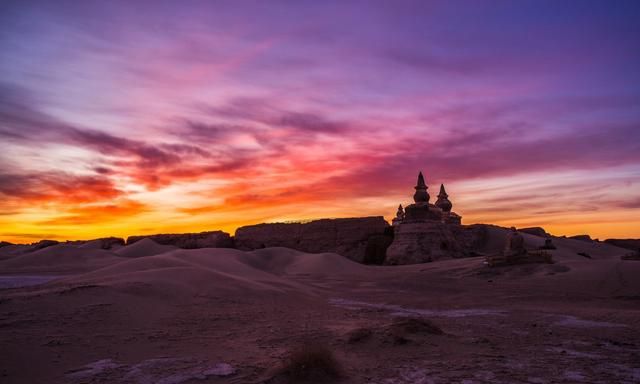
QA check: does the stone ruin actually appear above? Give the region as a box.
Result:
[385,172,468,265]
[485,227,553,267]
[540,237,556,250]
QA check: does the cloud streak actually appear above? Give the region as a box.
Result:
[1,1,639,242]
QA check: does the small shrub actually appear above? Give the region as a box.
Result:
[346,327,372,344]
[279,342,342,382]
[577,252,591,259]
[391,317,444,335]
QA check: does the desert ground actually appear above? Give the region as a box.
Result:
[1,227,639,384]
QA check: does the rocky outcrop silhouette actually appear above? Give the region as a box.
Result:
[569,235,593,242]
[70,237,125,249]
[234,217,390,263]
[518,227,549,237]
[604,238,640,251]
[126,231,233,249]
[31,240,59,251]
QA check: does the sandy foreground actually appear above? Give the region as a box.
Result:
[1,228,639,384]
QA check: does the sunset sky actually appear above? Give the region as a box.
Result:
[1,0,639,243]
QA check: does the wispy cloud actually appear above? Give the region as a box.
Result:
[1,1,639,242]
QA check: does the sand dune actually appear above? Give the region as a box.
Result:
[2,231,640,384]
[243,247,369,275]
[1,228,636,297]
[0,244,125,274]
[59,247,369,297]
[114,238,178,258]
[0,244,27,261]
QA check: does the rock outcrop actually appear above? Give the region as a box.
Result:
[234,217,390,263]
[569,235,593,242]
[540,237,556,250]
[31,240,59,251]
[504,227,526,257]
[621,251,640,261]
[518,227,549,237]
[604,238,640,251]
[485,227,553,267]
[126,231,233,249]
[451,224,489,253]
[75,237,125,249]
[363,230,395,265]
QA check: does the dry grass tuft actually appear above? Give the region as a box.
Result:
[346,327,373,344]
[390,317,444,335]
[278,342,343,382]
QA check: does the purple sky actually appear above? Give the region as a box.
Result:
[1,0,639,242]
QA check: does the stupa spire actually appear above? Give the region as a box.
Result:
[392,204,405,226]
[438,184,448,198]
[435,183,452,212]
[396,204,404,218]
[413,171,430,203]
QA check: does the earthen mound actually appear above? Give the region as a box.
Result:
[115,238,178,258]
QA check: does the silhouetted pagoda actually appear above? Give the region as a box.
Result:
[385,171,463,264]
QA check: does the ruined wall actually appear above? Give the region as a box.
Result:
[451,224,489,254]
[126,231,233,249]
[385,223,489,265]
[234,216,390,263]
[385,222,461,265]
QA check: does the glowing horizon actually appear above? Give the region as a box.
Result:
[1,1,639,244]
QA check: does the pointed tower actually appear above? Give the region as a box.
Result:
[435,184,452,212]
[413,171,430,203]
[392,204,405,226]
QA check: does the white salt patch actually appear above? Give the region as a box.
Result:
[474,371,495,380]
[67,359,122,378]
[564,370,586,381]
[202,363,235,376]
[603,363,640,382]
[0,275,63,289]
[547,347,603,359]
[553,315,626,328]
[67,357,235,383]
[330,298,506,318]
[376,367,435,384]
